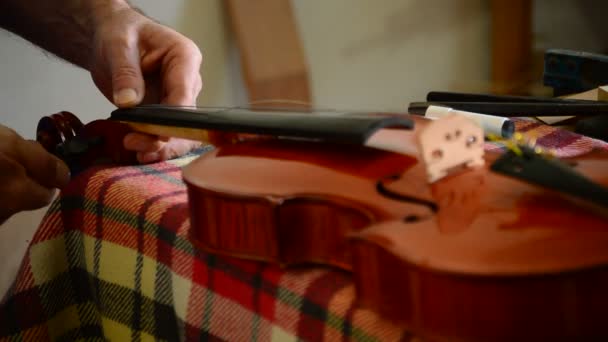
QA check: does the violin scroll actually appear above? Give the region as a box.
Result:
[37,111,137,173]
[36,111,84,153]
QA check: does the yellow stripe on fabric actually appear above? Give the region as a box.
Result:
[101,317,131,341]
[270,326,298,342]
[172,271,193,322]
[84,235,159,299]
[29,236,69,285]
[46,306,80,340]
[83,235,95,273]
[98,240,138,290]
[102,317,158,342]
[140,253,157,300]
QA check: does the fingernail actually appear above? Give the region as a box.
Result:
[55,160,71,188]
[114,88,138,106]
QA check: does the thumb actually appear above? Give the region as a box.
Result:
[108,38,145,107]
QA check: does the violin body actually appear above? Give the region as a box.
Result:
[37,108,608,341]
[181,113,608,340]
[182,137,433,270]
[351,150,608,341]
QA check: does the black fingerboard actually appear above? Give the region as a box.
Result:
[110,105,414,145]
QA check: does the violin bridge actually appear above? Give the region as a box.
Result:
[416,113,485,183]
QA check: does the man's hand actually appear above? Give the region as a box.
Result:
[0,0,204,164]
[89,4,204,163]
[0,125,70,224]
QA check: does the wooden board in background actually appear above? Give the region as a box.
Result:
[224,0,311,108]
[490,0,533,95]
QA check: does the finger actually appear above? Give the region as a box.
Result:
[0,181,55,224]
[11,178,57,212]
[123,132,164,153]
[136,138,202,164]
[106,33,146,107]
[0,154,55,222]
[137,151,161,164]
[140,72,163,105]
[161,43,203,106]
[12,139,70,189]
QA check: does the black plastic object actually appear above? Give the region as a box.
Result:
[544,49,608,96]
[408,101,608,117]
[426,91,596,104]
[575,115,608,142]
[490,144,608,209]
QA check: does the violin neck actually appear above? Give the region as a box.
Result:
[118,120,216,143]
[109,105,415,146]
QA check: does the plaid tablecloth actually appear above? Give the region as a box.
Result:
[0,119,606,341]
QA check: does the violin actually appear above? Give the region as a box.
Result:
[37,105,608,341]
[35,105,413,173]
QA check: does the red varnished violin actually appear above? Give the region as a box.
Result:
[37,105,608,341]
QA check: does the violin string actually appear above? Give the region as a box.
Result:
[140,99,342,112]
[245,99,313,107]
[241,98,350,113]
[140,99,313,108]
[142,102,562,158]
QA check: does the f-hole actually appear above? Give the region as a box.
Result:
[376,174,439,213]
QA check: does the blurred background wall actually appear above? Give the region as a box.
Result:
[0,0,606,295]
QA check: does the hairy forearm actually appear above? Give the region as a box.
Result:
[0,0,131,69]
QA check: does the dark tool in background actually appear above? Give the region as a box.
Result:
[543,49,608,142]
[544,49,608,96]
[410,50,608,143]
